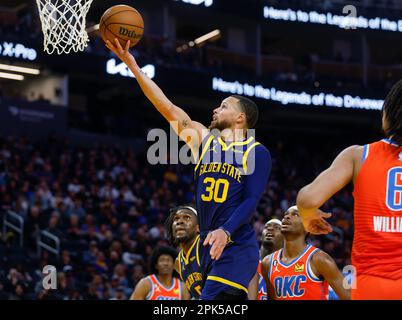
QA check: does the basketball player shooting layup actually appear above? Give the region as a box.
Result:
[296,80,402,300]
[106,39,272,300]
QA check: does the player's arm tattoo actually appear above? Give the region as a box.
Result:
[182,119,189,128]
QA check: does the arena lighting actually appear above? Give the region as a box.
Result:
[0,63,40,75]
[0,71,24,81]
[194,29,221,45]
[177,29,221,52]
[212,77,384,111]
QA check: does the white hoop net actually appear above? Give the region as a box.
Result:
[35,0,94,55]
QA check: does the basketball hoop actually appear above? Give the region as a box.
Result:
[35,0,94,54]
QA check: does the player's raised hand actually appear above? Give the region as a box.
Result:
[303,209,333,235]
[105,38,137,67]
[203,229,228,260]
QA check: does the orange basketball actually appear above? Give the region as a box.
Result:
[99,5,144,48]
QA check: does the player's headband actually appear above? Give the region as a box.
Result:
[175,206,198,216]
[286,205,299,213]
[266,218,282,226]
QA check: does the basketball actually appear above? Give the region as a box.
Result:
[99,5,144,48]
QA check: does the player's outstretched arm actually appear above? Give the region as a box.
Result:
[261,255,276,300]
[296,145,361,234]
[311,251,351,300]
[129,277,151,300]
[106,39,207,154]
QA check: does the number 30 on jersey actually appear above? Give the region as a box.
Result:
[201,177,229,203]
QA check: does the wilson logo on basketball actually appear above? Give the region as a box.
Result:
[119,27,141,39]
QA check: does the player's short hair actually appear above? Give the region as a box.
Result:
[164,205,198,244]
[149,246,178,275]
[382,80,402,145]
[231,95,259,128]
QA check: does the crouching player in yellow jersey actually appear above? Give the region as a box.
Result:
[166,205,203,299]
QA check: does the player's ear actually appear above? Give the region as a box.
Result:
[237,112,247,126]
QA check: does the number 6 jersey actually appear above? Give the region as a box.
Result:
[353,139,402,280]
